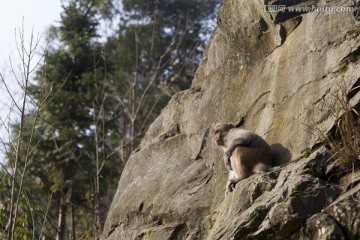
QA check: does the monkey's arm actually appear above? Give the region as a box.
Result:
[223,154,232,171]
[223,136,251,171]
[225,137,251,158]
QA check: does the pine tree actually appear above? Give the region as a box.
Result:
[2,0,220,238]
[4,0,120,238]
[105,0,220,154]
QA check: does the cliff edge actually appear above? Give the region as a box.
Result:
[102,0,360,239]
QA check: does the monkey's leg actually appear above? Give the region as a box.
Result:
[225,171,236,195]
[226,180,236,192]
[227,175,245,191]
[223,154,232,171]
[225,181,236,195]
[225,181,234,195]
[225,177,245,196]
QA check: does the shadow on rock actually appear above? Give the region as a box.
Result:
[270,143,292,166]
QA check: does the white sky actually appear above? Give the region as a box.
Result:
[0,1,62,161]
[0,0,62,70]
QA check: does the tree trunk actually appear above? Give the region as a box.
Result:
[69,204,75,240]
[94,191,101,239]
[56,193,67,240]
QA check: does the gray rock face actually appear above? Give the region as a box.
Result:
[102,0,360,239]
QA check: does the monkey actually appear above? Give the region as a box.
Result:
[213,123,272,194]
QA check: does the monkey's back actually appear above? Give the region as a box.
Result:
[239,130,272,165]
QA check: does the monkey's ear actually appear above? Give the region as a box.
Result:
[213,122,221,129]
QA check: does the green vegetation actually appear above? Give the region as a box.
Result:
[349,47,360,63]
[0,0,220,239]
[302,152,310,159]
[340,65,349,73]
[290,189,302,197]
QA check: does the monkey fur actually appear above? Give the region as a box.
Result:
[214,123,272,195]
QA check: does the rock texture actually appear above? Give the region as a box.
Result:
[102,0,360,239]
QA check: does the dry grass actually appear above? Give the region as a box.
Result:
[327,84,360,172]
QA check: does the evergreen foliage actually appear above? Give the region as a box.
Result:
[0,0,219,238]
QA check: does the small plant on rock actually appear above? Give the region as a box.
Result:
[327,84,360,173]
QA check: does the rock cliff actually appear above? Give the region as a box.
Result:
[102,0,360,239]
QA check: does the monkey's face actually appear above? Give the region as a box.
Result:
[214,123,229,146]
[214,128,224,146]
[214,123,235,146]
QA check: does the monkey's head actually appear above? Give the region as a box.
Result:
[213,123,235,146]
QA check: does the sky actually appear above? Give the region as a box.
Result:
[0,0,62,70]
[0,0,62,160]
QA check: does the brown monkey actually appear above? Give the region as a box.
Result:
[213,123,272,194]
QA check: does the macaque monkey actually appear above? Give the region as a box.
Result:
[213,123,272,194]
